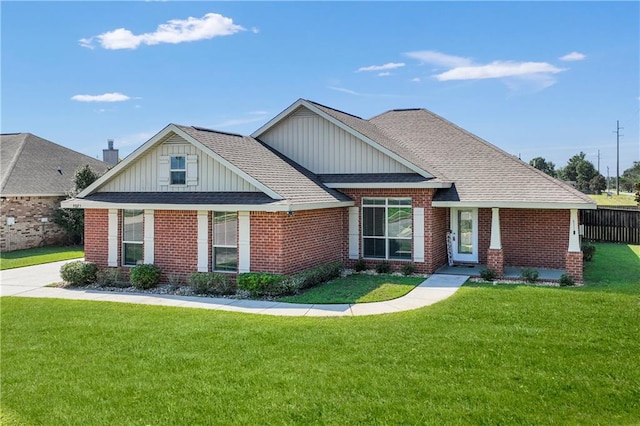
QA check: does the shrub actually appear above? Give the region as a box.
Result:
[558,274,575,287]
[582,242,596,262]
[401,263,416,276]
[95,268,125,288]
[375,262,392,274]
[130,264,161,290]
[480,268,497,282]
[237,272,285,297]
[520,267,539,283]
[188,272,235,295]
[294,261,342,290]
[60,261,98,286]
[354,258,367,272]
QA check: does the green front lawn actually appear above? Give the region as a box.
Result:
[278,274,424,304]
[1,243,639,424]
[588,193,637,206]
[0,245,84,270]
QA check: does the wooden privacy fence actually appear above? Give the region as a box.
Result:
[581,207,640,244]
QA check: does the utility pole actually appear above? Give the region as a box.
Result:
[614,121,623,195]
[607,166,610,192]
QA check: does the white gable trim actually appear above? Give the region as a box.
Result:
[251,99,433,180]
[78,124,282,200]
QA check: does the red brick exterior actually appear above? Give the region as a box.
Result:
[251,208,345,275]
[154,210,198,276]
[1,195,70,251]
[565,251,583,283]
[486,248,505,277]
[84,209,109,266]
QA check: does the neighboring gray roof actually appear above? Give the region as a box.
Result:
[318,173,431,184]
[175,125,351,204]
[84,192,276,205]
[1,133,110,196]
[367,109,594,205]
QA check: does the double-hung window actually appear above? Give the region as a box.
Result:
[362,198,412,260]
[123,209,143,266]
[170,156,186,185]
[213,212,237,271]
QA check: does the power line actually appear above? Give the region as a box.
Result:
[614,121,624,195]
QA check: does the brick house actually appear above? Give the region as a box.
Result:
[64,99,595,281]
[1,133,110,251]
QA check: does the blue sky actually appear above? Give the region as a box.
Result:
[2,2,639,174]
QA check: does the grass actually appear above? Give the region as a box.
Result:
[588,193,637,206]
[278,274,424,304]
[1,243,639,424]
[0,245,83,270]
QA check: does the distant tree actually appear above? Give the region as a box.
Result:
[559,152,599,192]
[635,183,640,205]
[620,162,640,193]
[529,157,556,177]
[589,175,606,194]
[54,165,101,244]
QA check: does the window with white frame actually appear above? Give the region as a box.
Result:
[213,212,237,271]
[362,198,412,260]
[170,156,186,185]
[123,209,143,266]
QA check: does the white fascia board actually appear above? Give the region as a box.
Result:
[431,200,597,210]
[252,99,434,180]
[61,198,354,212]
[324,182,452,189]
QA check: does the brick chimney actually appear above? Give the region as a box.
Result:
[102,139,119,165]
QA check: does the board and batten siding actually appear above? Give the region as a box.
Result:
[260,107,413,174]
[100,134,259,192]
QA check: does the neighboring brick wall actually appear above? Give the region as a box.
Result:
[0,195,69,251]
[154,210,198,277]
[500,209,569,269]
[426,204,449,273]
[251,208,345,275]
[565,251,583,283]
[84,209,109,266]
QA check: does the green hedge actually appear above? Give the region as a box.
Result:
[60,261,98,286]
[188,272,235,295]
[130,264,161,290]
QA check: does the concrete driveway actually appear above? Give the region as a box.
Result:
[0,259,79,296]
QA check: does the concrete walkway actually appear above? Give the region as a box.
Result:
[0,261,467,316]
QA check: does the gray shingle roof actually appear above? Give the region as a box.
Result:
[318,173,431,184]
[176,125,350,204]
[84,192,276,205]
[1,133,110,196]
[367,109,594,205]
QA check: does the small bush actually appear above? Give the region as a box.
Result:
[520,267,539,283]
[582,242,596,262]
[130,264,161,290]
[188,272,235,295]
[95,268,125,288]
[375,263,392,274]
[237,272,285,297]
[60,261,98,286]
[558,274,575,287]
[354,258,367,272]
[480,268,497,282]
[401,263,416,276]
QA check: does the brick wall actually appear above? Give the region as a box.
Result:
[154,210,198,276]
[251,208,345,275]
[0,195,70,251]
[84,209,109,266]
[499,209,569,269]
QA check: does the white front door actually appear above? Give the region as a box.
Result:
[450,208,478,263]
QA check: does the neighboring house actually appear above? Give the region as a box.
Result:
[64,99,596,281]
[1,133,110,251]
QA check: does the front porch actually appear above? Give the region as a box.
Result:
[435,264,566,281]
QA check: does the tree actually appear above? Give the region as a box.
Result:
[558,152,599,192]
[589,175,606,194]
[635,183,640,205]
[54,165,101,244]
[529,157,556,177]
[620,162,640,193]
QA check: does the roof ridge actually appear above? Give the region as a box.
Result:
[0,133,27,192]
[190,126,244,138]
[305,99,364,120]
[409,109,595,204]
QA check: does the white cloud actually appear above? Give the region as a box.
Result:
[357,62,405,72]
[328,86,362,96]
[411,77,421,83]
[71,92,131,102]
[435,61,566,81]
[559,51,586,61]
[378,72,391,77]
[404,50,472,68]
[80,12,245,50]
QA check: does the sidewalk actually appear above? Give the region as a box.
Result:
[0,261,467,316]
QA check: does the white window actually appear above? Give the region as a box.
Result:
[170,156,186,185]
[123,209,143,266]
[362,198,412,260]
[213,212,237,271]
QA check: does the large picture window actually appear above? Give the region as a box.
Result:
[213,212,237,271]
[123,209,143,266]
[362,198,412,260]
[170,156,186,185]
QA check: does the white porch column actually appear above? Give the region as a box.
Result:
[413,207,425,262]
[348,207,360,260]
[489,208,502,250]
[197,211,209,272]
[143,210,154,264]
[107,209,118,267]
[238,211,251,273]
[568,209,580,252]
